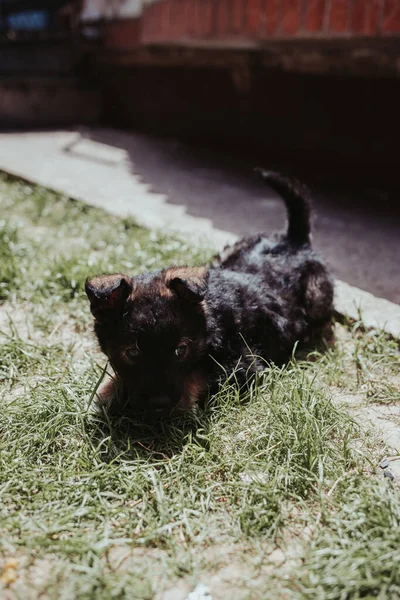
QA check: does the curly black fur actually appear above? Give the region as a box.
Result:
[85,171,334,413]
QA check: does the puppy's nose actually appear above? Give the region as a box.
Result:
[148,394,171,409]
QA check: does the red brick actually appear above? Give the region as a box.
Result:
[202,0,215,37]
[264,0,281,36]
[351,0,381,35]
[104,18,141,49]
[328,0,350,33]
[305,0,326,33]
[168,0,178,38]
[382,0,400,33]
[152,1,160,39]
[161,1,172,41]
[192,0,202,37]
[199,0,208,37]
[156,2,164,39]
[178,0,187,37]
[144,3,155,41]
[149,2,160,41]
[216,0,230,35]
[141,5,151,41]
[281,0,302,35]
[169,1,178,40]
[246,0,263,36]
[186,0,197,37]
[157,2,166,41]
[176,0,188,38]
[232,0,244,34]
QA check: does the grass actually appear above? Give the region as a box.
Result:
[296,479,400,599]
[0,173,399,599]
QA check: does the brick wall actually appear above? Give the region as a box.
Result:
[140,0,400,44]
[99,1,400,53]
[104,17,142,48]
[98,1,400,175]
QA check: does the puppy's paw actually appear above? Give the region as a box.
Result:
[90,377,118,414]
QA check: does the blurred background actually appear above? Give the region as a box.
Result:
[0,0,399,301]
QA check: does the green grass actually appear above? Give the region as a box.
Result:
[0,173,399,599]
[296,479,400,599]
[0,220,24,299]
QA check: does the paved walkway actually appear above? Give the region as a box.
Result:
[0,127,399,336]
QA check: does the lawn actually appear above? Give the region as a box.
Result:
[0,174,399,599]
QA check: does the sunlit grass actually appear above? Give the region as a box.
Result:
[0,173,399,599]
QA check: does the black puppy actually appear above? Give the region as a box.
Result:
[85,171,333,413]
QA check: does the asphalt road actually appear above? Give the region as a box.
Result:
[86,129,399,304]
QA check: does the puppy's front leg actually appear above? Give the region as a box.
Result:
[96,377,116,407]
[91,372,123,414]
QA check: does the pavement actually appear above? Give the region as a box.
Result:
[0,127,399,336]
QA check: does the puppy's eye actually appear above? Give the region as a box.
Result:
[175,344,187,360]
[124,346,141,362]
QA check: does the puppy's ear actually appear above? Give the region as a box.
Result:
[85,274,132,321]
[165,267,208,303]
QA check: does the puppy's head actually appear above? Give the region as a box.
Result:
[85,267,209,412]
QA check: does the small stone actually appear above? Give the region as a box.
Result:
[388,459,400,479]
[186,584,212,600]
[384,470,394,480]
[0,559,18,586]
[380,459,390,469]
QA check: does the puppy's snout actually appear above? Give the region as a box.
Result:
[148,394,171,409]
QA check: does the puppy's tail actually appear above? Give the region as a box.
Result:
[255,169,311,246]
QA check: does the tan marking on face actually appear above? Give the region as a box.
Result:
[88,273,128,291]
[164,266,207,286]
[128,280,173,302]
[159,285,174,298]
[178,370,208,410]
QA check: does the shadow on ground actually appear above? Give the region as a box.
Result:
[65,128,400,304]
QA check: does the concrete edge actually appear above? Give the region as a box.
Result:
[334,281,400,338]
[2,163,400,339]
